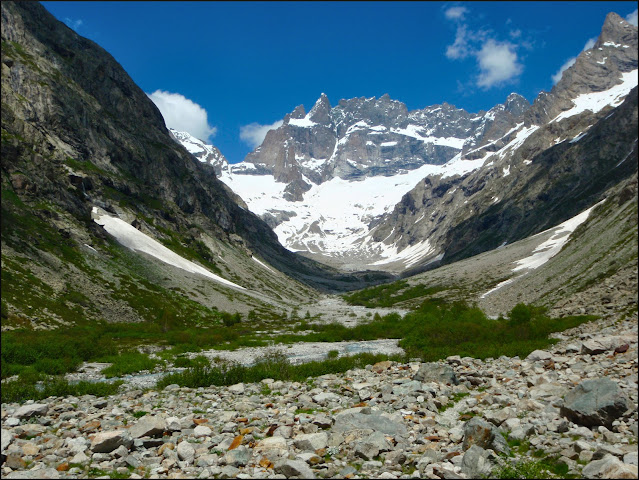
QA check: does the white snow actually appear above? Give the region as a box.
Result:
[513,204,598,272]
[92,207,245,290]
[219,152,485,264]
[502,165,511,177]
[391,125,465,149]
[552,70,638,123]
[380,141,398,147]
[289,116,317,128]
[251,256,275,273]
[479,202,600,298]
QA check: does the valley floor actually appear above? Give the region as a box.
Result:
[2,309,637,479]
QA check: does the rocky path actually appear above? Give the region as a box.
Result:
[1,313,637,479]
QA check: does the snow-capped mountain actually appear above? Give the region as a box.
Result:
[173,12,637,273]
[169,128,228,176]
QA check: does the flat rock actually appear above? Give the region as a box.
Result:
[275,458,316,479]
[127,415,166,439]
[13,403,48,419]
[90,430,132,453]
[333,408,407,436]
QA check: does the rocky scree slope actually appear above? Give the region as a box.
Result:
[1,313,637,479]
[1,1,396,328]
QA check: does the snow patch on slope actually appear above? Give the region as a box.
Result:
[552,70,638,123]
[92,207,245,290]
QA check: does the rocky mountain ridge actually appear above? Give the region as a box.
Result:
[178,12,637,273]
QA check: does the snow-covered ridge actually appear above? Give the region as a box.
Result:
[219,153,485,266]
[91,207,245,290]
[552,70,638,123]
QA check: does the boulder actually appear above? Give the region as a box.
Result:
[526,350,553,361]
[275,459,316,479]
[224,446,251,467]
[90,430,132,453]
[176,440,196,463]
[13,403,48,419]
[293,432,328,451]
[461,445,492,478]
[559,378,629,428]
[582,454,639,479]
[413,363,458,385]
[333,408,407,436]
[127,415,166,439]
[462,417,509,455]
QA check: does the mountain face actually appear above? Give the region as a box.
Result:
[1,1,393,328]
[176,12,637,273]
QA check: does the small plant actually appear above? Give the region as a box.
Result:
[327,350,339,359]
[132,411,148,419]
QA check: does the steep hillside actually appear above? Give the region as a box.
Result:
[0,1,392,330]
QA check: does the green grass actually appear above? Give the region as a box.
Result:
[342,280,446,307]
[266,300,596,362]
[1,372,123,404]
[156,351,398,389]
[98,352,162,378]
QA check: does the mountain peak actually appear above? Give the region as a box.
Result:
[595,11,637,49]
[309,93,332,123]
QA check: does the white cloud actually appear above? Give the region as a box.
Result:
[147,90,217,141]
[582,36,597,51]
[552,57,576,84]
[626,9,638,26]
[444,7,523,89]
[446,25,471,59]
[64,17,83,31]
[444,6,468,21]
[239,120,283,148]
[551,36,598,85]
[476,39,523,89]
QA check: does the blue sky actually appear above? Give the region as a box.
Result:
[41,1,638,163]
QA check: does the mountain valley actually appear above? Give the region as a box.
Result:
[1,2,637,479]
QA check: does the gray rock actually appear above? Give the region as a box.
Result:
[13,403,48,419]
[293,432,328,451]
[90,430,133,453]
[526,350,553,361]
[275,458,316,479]
[461,445,492,478]
[462,417,510,455]
[312,392,339,405]
[392,380,423,395]
[560,377,629,428]
[1,428,13,453]
[224,446,251,467]
[624,452,638,466]
[582,454,639,478]
[333,408,407,436]
[4,468,60,479]
[128,415,166,439]
[176,440,196,463]
[193,424,213,437]
[414,363,458,385]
